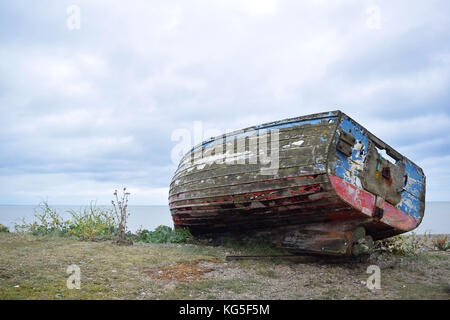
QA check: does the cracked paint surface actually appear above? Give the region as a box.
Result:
[332,118,368,188]
[330,117,425,222]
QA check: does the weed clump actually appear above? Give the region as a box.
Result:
[12,188,191,245]
[374,232,426,256]
[135,225,192,244]
[15,201,117,240]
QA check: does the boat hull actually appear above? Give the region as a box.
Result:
[169,111,426,256]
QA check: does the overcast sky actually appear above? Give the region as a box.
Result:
[0,0,449,205]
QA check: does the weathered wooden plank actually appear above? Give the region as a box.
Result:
[173,157,326,189]
[172,183,322,202]
[172,173,326,196]
[171,164,327,195]
[171,195,343,218]
[184,117,337,159]
[174,136,331,181]
[171,177,333,200]
[174,206,356,236]
[171,165,329,195]
[174,118,337,177]
[173,206,347,230]
[172,189,340,210]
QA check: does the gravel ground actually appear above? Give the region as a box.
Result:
[1,233,449,300]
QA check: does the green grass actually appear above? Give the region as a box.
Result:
[0,233,225,299]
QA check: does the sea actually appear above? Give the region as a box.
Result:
[0,202,448,234]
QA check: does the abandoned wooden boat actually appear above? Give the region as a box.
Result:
[168,111,426,256]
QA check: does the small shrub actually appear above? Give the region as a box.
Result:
[0,224,9,233]
[136,225,192,243]
[432,236,449,251]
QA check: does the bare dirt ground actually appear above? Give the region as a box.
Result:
[0,233,448,300]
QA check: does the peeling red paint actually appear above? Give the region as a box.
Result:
[328,174,375,216]
[329,174,418,232]
[380,201,418,231]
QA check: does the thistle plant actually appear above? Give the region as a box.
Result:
[112,187,132,245]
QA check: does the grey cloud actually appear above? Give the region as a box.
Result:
[0,0,449,204]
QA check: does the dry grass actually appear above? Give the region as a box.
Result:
[0,233,448,300]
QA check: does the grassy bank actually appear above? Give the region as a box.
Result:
[0,233,448,300]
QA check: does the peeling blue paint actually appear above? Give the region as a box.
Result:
[404,159,425,183]
[332,118,368,188]
[397,191,422,219]
[254,112,338,129]
[395,159,424,218]
[340,118,369,162]
[200,140,215,148]
[333,117,424,220]
[275,119,332,130]
[403,177,423,199]
[334,151,352,181]
[334,164,346,181]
